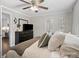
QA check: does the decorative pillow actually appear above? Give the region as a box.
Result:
[48,32,65,51]
[60,34,79,58]
[38,33,50,48]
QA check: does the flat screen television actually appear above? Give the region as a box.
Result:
[23,24,33,31]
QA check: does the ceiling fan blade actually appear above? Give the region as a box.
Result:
[20,0,31,4]
[38,6,48,10]
[23,6,31,9]
[15,4,26,7]
[39,0,44,3]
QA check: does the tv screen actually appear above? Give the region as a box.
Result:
[23,24,33,31]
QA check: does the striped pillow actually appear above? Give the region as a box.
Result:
[38,33,50,48]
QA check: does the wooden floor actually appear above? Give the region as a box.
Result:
[2,37,11,55]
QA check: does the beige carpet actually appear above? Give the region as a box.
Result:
[11,37,40,56]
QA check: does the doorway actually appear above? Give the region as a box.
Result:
[2,12,11,56]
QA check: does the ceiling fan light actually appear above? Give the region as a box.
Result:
[30,6,38,11]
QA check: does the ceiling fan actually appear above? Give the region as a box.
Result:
[20,0,48,12]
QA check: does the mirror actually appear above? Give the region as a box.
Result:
[16,18,28,31]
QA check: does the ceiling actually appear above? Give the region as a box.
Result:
[0,0,77,16]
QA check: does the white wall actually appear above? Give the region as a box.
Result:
[72,0,79,35]
[30,10,73,37]
[2,6,29,47]
[0,6,2,57]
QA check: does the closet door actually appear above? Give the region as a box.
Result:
[62,15,72,33]
[47,16,72,33]
[47,17,65,33]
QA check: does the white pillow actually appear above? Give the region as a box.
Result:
[64,34,79,46]
[48,32,65,51]
[60,34,79,58]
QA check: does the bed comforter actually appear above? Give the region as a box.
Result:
[6,41,63,58]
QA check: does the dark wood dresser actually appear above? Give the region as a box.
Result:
[15,30,33,45]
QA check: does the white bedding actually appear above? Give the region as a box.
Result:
[6,40,64,58]
[22,41,61,58]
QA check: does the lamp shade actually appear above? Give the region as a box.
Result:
[2,26,9,32]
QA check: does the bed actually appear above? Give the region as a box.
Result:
[6,40,62,58]
[6,31,79,58]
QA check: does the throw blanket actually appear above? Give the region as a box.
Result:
[60,44,79,58]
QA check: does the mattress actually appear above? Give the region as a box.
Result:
[22,40,61,58]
